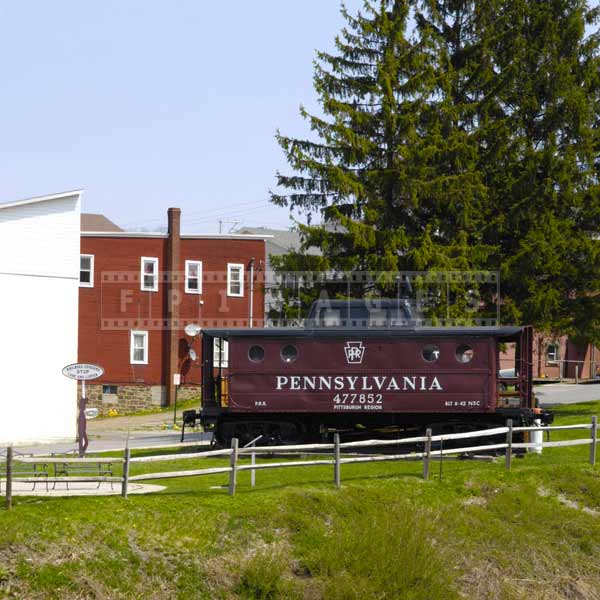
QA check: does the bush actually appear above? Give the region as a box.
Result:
[287,491,457,600]
[235,548,289,600]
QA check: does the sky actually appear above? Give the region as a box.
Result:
[0,1,363,233]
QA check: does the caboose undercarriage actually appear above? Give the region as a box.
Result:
[204,408,543,448]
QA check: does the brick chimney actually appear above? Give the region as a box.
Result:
[166,207,181,407]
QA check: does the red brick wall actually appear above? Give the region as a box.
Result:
[78,235,265,387]
[500,332,598,380]
[177,238,266,385]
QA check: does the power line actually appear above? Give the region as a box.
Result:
[184,205,287,227]
[122,199,270,227]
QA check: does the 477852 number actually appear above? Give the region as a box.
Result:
[333,393,383,405]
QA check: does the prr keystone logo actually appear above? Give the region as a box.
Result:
[345,341,365,364]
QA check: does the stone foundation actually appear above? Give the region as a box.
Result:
[177,385,202,402]
[78,383,201,415]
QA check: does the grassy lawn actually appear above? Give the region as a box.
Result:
[94,396,200,420]
[1,402,600,599]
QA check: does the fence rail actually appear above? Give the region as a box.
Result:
[129,448,232,463]
[2,415,598,509]
[14,457,120,464]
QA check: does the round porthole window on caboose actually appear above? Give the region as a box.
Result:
[248,345,265,363]
[281,344,298,363]
[422,345,440,362]
[456,344,474,363]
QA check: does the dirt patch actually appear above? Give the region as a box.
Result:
[463,496,487,507]
[537,485,551,498]
[556,493,599,517]
[538,486,599,516]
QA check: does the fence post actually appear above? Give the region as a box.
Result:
[250,442,256,488]
[576,365,579,384]
[121,447,131,499]
[228,438,239,496]
[334,433,341,488]
[423,428,432,480]
[505,419,513,471]
[5,447,13,511]
[590,415,597,467]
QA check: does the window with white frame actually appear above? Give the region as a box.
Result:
[141,257,159,291]
[80,254,94,288]
[130,330,149,364]
[227,263,244,297]
[213,337,229,368]
[185,260,202,294]
[546,342,559,364]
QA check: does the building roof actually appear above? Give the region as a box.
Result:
[236,226,322,256]
[81,231,272,241]
[81,213,123,232]
[0,189,83,211]
[201,325,524,341]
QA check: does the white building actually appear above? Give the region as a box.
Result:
[0,190,81,445]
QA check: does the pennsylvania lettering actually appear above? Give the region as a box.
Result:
[275,375,443,392]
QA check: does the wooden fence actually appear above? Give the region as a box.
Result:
[2,416,598,509]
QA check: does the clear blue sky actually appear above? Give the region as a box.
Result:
[0,1,362,233]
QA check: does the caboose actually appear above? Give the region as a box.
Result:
[197,300,552,446]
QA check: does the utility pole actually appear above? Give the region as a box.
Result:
[219,220,240,234]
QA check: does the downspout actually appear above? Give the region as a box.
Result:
[248,257,255,328]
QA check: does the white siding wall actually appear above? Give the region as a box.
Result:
[0,193,80,444]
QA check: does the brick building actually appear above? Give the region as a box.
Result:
[78,208,268,413]
[500,334,599,381]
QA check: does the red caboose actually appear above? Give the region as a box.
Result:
[198,302,551,446]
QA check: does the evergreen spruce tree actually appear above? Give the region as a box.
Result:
[271,0,490,322]
[475,0,600,340]
[272,0,600,339]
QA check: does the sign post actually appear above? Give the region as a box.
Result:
[173,373,181,425]
[62,363,104,456]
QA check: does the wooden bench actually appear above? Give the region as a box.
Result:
[52,457,114,490]
[0,452,50,492]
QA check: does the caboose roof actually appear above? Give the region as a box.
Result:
[201,326,524,342]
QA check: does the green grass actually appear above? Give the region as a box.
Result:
[95,395,200,419]
[1,401,600,599]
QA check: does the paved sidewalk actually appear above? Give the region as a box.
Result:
[1,481,165,497]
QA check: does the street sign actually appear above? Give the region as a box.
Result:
[62,363,104,381]
[173,373,181,386]
[84,408,99,420]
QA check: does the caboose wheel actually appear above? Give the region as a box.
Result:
[216,419,305,447]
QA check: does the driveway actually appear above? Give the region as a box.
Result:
[14,408,212,456]
[535,382,600,406]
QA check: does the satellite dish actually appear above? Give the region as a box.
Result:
[189,349,197,361]
[184,324,202,337]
